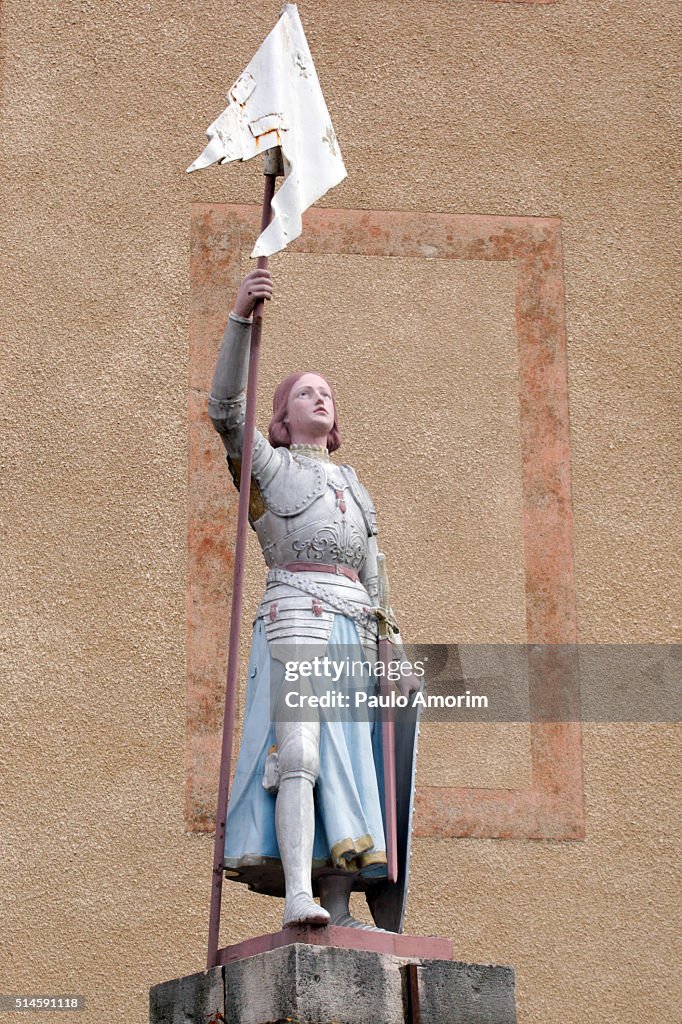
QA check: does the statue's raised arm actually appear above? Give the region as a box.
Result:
[208,270,283,503]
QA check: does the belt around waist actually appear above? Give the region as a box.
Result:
[279,561,359,582]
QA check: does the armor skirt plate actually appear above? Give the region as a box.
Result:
[257,568,379,652]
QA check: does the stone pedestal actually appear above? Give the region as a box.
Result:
[150,940,516,1024]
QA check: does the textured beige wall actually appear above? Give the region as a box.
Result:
[1,1,679,1023]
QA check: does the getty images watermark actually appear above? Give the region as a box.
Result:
[281,653,487,712]
[271,647,489,722]
[268,643,681,723]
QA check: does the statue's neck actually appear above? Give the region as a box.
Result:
[290,443,330,462]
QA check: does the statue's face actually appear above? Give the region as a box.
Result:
[285,372,335,444]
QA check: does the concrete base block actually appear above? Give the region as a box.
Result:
[224,943,403,1024]
[150,942,516,1024]
[149,964,224,1024]
[416,959,517,1024]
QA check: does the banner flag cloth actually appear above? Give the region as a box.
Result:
[187,3,347,257]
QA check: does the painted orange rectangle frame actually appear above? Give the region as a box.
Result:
[187,203,584,841]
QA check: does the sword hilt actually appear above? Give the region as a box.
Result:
[376,553,399,642]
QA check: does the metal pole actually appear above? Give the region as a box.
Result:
[207,168,278,969]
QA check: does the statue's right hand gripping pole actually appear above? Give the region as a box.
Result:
[207,149,283,970]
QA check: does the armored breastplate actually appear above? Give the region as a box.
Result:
[254,460,370,571]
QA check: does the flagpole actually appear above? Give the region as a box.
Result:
[207,157,280,970]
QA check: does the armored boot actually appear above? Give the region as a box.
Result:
[317,872,386,931]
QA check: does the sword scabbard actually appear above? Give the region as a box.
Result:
[376,555,399,884]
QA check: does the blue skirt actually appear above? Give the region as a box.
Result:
[223,615,387,896]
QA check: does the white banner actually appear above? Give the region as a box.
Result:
[188,4,347,257]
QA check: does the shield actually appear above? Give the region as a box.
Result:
[366,687,422,933]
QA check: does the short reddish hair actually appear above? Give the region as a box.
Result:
[267,371,342,452]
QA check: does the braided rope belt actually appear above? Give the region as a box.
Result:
[267,567,378,630]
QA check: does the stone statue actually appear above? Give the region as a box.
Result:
[209,269,419,931]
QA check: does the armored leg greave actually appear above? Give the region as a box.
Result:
[276,719,329,927]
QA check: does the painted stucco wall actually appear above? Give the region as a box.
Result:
[1,2,678,1022]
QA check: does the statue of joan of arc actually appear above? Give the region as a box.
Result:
[209,268,419,931]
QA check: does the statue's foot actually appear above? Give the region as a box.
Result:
[327,911,387,932]
[283,892,330,928]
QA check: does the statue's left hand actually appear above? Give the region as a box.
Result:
[396,669,422,699]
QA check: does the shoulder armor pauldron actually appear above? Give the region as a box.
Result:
[226,447,327,526]
[257,450,327,517]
